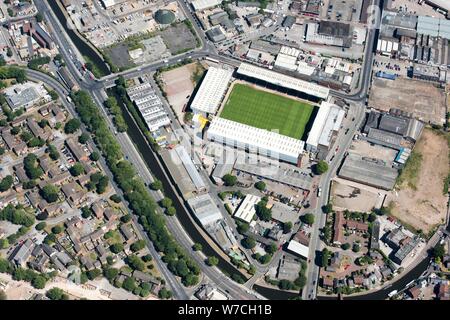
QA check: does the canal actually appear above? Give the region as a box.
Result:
[48,0,111,76]
[253,285,301,300]
[108,89,248,280]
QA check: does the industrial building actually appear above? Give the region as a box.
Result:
[286,240,309,259]
[206,26,227,42]
[416,16,450,39]
[305,21,353,48]
[191,0,221,11]
[338,154,398,190]
[187,194,223,227]
[190,67,233,115]
[306,102,345,158]
[233,194,261,223]
[126,81,170,132]
[233,156,313,190]
[236,63,329,101]
[207,117,305,164]
[5,82,50,111]
[171,145,207,193]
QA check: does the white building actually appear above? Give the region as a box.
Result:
[233,194,261,223]
[286,240,309,259]
[274,53,298,71]
[306,101,345,153]
[190,67,233,115]
[207,117,305,164]
[5,82,50,111]
[237,63,329,100]
[191,0,221,11]
[187,194,223,226]
[127,82,170,132]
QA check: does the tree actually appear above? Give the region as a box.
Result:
[259,254,272,264]
[130,240,146,252]
[432,244,445,260]
[206,256,219,266]
[81,206,92,219]
[69,163,85,177]
[35,222,47,231]
[6,47,12,57]
[0,175,13,192]
[150,180,163,190]
[341,243,350,250]
[368,212,377,222]
[64,118,81,134]
[127,255,145,271]
[31,275,47,289]
[321,248,330,267]
[352,243,360,253]
[255,200,272,221]
[192,243,203,251]
[241,236,256,249]
[294,274,307,288]
[158,287,173,299]
[47,144,60,160]
[43,233,56,245]
[103,267,119,281]
[142,254,152,263]
[51,225,63,234]
[283,221,293,234]
[265,242,277,255]
[322,203,333,214]
[301,213,315,225]
[40,184,59,203]
[166,206,176,216]
[122,277,137,292]
[222,174,237,186]
[110,194,121,203]
[36,12,44,22]
[254,181,266,191]
[236,221,250,234]
[110,243,124,254]
[160,197,173,209]
[314,160,329,175]
[78,133,89,144]
[121,214,132,223]
[24,154,43,180]
[90,151,100,161]
[86,268,102,280]
[46,288,68,300]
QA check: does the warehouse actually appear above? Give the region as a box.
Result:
[286,240,309,259]
[236,63,329,101]
[207,117,305,164]
[306,102,345,156]
[171,145,207,192]
[191,0,221,11]
[127,82,170,132]
[338,154,398,190]
[416,16,450,39]
[187,194,223,227]
[233,194,261,223]
[190,67,233,115]
[233,155,313,191]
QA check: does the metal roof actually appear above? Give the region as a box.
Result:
[237,63,329,99]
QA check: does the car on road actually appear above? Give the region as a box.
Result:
[317,187,322,197]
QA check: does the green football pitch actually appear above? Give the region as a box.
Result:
[220,84,315,139]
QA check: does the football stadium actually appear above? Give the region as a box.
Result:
[220,83,315,140]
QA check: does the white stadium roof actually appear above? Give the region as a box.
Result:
[306,102,344,151]
[237,63,329,99]
[233,194,261,223]
[207,117,305,164]
[190,67,233,114]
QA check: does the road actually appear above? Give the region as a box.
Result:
[302,0,382,300]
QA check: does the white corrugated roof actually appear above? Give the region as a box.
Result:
[274,53,298,71]
[237,63,329,99]
[190,67,233,114]
[191,0,221,11]
[207,117,305,164]
[287,240,309,258]
[233,194,261,223]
